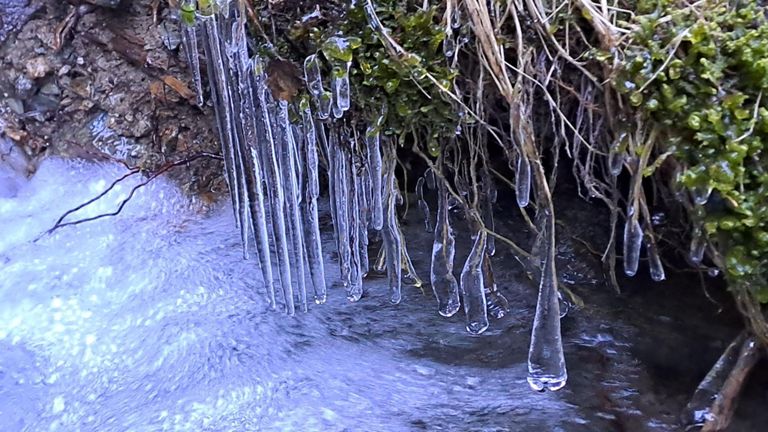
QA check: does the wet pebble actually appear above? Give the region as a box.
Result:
[25,56,51,79]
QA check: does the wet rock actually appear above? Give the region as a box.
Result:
[39,82,60,96]
[24,56,51,78]
[0,0,42,43]
[82,0,122,8]
[14,74,34,98]
[5,97,24,115]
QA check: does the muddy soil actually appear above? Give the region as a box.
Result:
[0,0,223,195]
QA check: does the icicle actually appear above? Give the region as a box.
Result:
[443,35,456,58]
[527,211,567,392]
[366,126,384,230]
[416,177,433,232]
[253,73,295,314]
[399,227,423,287]
[690,225,707,264]
[179,0,204,107]
[431,179,460,317]
[691,185,713,206]
[460,228,489,334]
[374,244,386,273]
[335,144,353,291]
[682,333,760,430]
[277,101,308,311]
[382,139,403,304]
[234,40,276,309]
[347,154,364,301]
[451,5,462,28]
[481,166,496,256]
[357,164,371,277]
[318,91,333,120]
[425,168,436,190]
[331,62,350,118]
[608,132,628,176]
[482,253,509,319]
[198,9,250,258]
[300,101,327,304]
[304,54,324,98]
[623,216,643,277]
[645,233,666,282]
[516,153,531,207]
[304,55,331,120]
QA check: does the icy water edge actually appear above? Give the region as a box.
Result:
[1,157,766,432]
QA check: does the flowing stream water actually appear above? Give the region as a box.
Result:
[1,152,767,431]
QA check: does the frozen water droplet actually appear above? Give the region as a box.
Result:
[646,236,666,282]
[516,154,531,207]
[623,217,643,277]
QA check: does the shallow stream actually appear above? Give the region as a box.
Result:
[1,154,766,431]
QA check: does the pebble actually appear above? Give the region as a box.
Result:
[25,56,51,79]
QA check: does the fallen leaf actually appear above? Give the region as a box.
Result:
[266,59,302,102]
[161,75,196,101]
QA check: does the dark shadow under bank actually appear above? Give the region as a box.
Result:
[337,178,768,431]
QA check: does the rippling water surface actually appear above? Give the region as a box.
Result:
[1,155,761,431]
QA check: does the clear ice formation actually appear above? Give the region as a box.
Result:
[460,228,489,334]
[179,0,204,107]
[516,153,531,207]
[527,210,567,392]
[416,177,433,232]
[645,234,666,282]
[682,333,760,429]
[382,137,403,304]
[301,104,328,304]
[623,216,643,277]
[431,168,460,317]
[482,252,510,319]
[181,0,573,392]
[366,126,384,230]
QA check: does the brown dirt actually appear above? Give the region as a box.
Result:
[0,0,225,196]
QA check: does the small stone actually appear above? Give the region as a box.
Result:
[39,83,60,96]
[58,65,72,76]
[25,56,51,79]
[6,98,24,115]
[14,75,34,97]
[83,0,122,8]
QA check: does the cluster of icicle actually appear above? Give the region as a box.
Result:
[178,0,566,392]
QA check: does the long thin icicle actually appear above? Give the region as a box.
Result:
[235,32,275,309]
[431,172,460,317]
[416,177,433,232]
[278,101,308,311]
[366,126,384,230]
[254,67,295,315]
[382,138,402,304]
[335,139,353,291]
[460,228,489,334]
[198,10,242,239]
[348,155,364,301]
[300,101,327,304]
[516,153,531,207]
[482,252,509,319]
[179,0,204,107]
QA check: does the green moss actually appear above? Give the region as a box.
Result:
[617,0,768,297]
[308,1,458,142]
